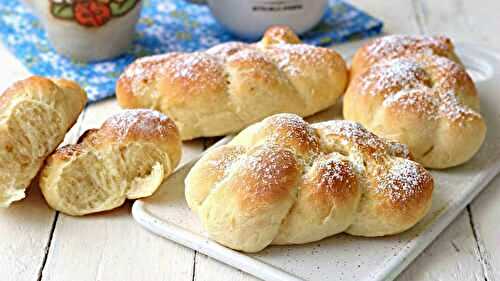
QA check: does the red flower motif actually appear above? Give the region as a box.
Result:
[74,0,112,27]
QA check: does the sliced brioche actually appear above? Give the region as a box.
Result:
[40,109,182,216]
[0,76,87,207]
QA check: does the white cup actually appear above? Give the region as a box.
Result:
[24,0,142,62]
[205,0,329,39]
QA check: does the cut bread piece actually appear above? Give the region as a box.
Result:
[39,109,182,216]
[0,76,87,207]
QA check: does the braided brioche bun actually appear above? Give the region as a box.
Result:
[0,77,87,207]
[185,114,433,252]
[116,26,348,140]
[344,54,486,169]
[40,109,181,216]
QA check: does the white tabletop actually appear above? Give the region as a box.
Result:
[0,1,499,281]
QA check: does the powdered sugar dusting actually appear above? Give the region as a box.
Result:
[361,58,430,96]
[122,54,173,80]
[438,90,481,122]
[386,141,411,159]
[104,109,174,140]
[123,64,145,80]
[383,91,478,124]
[227,48,272,64]
[382,88,438,116]
[365,35,451,64]
[123,52,221,86]
[190,114,433,239]
[316,155,357,193]
[267,114,319,154]
[271,44,329,76]
[430,55,465,88]
[376,160,429,202]
[208,148,244,175]
[206,42,250,60]
[322,121,386,152]
[121,36,337,99]
[361,56,481,125]
[243,146,297,194]
[168,52,218,80]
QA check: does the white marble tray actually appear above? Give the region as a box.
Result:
[132,43,500,281]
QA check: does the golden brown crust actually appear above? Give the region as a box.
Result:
[158,53,227,105]
[116,26,348,140]
[0,78,34,109]
[232,145,300,210]
[185,113,434,252]
[260,25,301,46]
[49,144,85,161]
[234,114,321,162]
[344,53,486,169]
[116,53,180,109]
[375,160,434,210]
[100,109,180,144]
[77,128,99,144]
[304,155,358,204]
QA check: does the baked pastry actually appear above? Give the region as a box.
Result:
[0,76,87,207]
[344,54,486,169]
[350,34,461,78]
[185,113,433,252]
[116,26,348,140]
[39,109,182,216]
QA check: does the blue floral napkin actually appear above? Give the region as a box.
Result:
[0,0,383,103]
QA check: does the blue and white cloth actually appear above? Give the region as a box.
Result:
[0,0,383,103]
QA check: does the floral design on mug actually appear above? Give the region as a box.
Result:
[50,0,140,27]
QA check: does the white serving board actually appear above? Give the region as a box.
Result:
[132,44,500,281]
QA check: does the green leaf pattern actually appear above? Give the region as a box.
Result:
[50,3,74,19]
[50,0,139,23]
[110,0,139,16]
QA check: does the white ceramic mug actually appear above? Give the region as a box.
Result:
[23,0,142,62]
[205,0,329,39]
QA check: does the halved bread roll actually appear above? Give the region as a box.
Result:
[0,77,87,207]
[39,109,182,216]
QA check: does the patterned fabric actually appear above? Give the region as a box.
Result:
[0,0,383,103]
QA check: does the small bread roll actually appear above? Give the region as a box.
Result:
[40,109,182,216]
[344,54,486,169]
[116,26,348,140]
[350,34,461,78]
[0,77,87,207]
[185,114,433,252]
